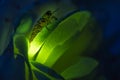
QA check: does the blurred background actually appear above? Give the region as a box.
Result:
[0,0,120,80]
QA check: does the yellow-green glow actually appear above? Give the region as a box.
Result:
[43,36,74,67]
[28,41,42,59]
[28,16,58,59]
[36,11,91,64]
[28,26,51,59]
[44,20,97,70]
[12,10,102,80]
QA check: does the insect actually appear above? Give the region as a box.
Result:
[29,9,58,42]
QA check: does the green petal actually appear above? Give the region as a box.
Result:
[28,21,58,59]
[15,16,32,37]
[36,11,92,64]
[14,35,29,59]
[61,57,98,79]
[14,16,32,58]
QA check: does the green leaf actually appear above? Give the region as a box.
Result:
[61,57,98,79]
[14,35,29,59]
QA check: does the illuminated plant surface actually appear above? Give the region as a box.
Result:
[13,11,103,80]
